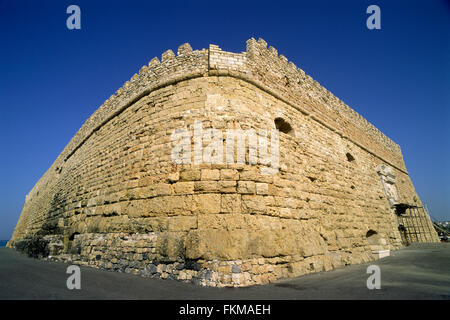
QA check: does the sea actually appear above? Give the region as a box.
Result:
[0,240,8,247]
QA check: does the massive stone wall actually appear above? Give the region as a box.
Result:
[8,38,438,287]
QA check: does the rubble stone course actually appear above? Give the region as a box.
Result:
[8,38,438,287]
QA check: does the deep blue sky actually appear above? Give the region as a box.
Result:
[0,0,448,240]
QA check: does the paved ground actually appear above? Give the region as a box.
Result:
[0,243,449,300]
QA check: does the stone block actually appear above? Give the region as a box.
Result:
[201,169,220,181]
[221,194,241,214]
[220,169,239,180]
[172,182,194,194]
[256,183,269,195]
[193,194,221,214]
[237,181,256,194]
[180,170,201,181]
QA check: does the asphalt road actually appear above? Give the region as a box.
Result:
[0,243,449,300]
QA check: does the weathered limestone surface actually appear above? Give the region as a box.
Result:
[8,38,439,287]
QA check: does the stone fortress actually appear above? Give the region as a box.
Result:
[8,38,439,287]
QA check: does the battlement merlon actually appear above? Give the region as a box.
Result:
[24,38,407,203]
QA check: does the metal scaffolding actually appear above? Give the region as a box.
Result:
[396,204,437,245]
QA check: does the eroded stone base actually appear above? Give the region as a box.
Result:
[9,232,385,287]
